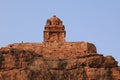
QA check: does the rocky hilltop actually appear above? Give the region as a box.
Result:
[0,16,120,80]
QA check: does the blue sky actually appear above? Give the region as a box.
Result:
[0,0,120,65]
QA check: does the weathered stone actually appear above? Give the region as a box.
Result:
[44,15,66,42]
[0,16,119,80]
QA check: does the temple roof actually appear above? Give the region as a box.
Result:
[47,15,62,25]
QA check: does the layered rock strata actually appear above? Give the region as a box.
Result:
[0,42,119,80]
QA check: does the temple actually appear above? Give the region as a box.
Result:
[0,15,119,80]
[44,15,66,42]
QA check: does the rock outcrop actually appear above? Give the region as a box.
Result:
[0,16,119,80]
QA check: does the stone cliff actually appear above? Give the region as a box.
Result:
[0,16,120,80]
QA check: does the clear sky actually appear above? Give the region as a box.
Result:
[0,0,120,65]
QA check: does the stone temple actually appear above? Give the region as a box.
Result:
[44,15,66,42]
[0,16,119,80]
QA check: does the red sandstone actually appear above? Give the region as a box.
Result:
[0,16,119,80]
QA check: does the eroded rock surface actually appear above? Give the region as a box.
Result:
[0,42,119,80]
[0,16,119,80]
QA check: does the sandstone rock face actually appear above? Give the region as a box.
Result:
[0,42,119,80]
[0,16,120,80]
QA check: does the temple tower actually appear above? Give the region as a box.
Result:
[44,15,66,42]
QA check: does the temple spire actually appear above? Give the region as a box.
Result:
[44,15,66,42]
